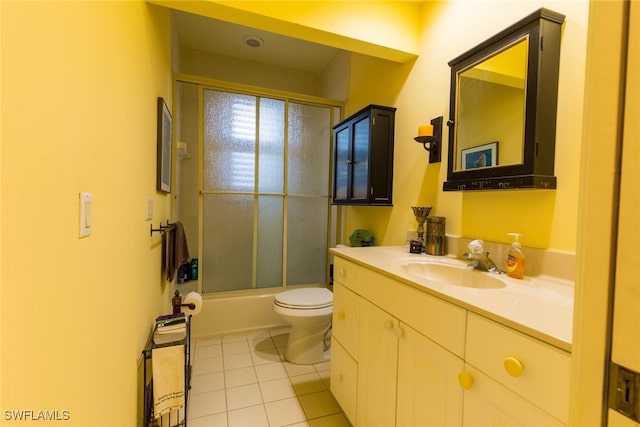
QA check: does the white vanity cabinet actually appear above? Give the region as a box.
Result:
[332,257,465,426]
[330,253,572,427]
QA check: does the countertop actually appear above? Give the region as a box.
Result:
[330,245,574,352]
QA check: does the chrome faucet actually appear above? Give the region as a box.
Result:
[463,239,502,274]
[463,251,501,273]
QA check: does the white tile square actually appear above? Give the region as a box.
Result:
[190,371,225,394]
[252,337,276,351]
[255,362,287,382]
[188,389,226,419]
[223,340,251,356]
[195,343,222,360]
[264,397,306,427]
[252,347,283,366]
[313,361,330,372]
[223,352,254,370]
[317,369,331,389]
[189,412,228,427]
[192,356,224,376]
[259,378,297,403]
[246,329,272,342]
[226,383,263,411]
[197,337,222,347]
[284,362,316,377]
[290,372,327,396]
[225,366,258,388]
[271,333,289,348]
[298,391,341,420]
[222,334,248,344]
[308,413,350,427]
[227,404,268,427]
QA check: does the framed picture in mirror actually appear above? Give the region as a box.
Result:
[462,141,498,170]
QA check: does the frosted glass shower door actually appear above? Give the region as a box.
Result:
[201,90,331,293]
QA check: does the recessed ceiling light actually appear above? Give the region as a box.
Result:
[243,36,264,48]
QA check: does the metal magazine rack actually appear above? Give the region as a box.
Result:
[142,316,191,427]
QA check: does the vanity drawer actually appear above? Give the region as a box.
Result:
[465,313,570,423]
[334,257,364,292]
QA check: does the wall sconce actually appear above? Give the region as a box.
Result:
[414,116,443,163]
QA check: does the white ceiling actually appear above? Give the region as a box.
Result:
[173,10,342,73]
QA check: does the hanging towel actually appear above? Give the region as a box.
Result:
[152,344,185,420]
[166,221,190,282]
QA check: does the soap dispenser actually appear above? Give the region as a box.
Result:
[506,233,525,279]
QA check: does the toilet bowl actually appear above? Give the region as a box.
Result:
[273,288,333,365]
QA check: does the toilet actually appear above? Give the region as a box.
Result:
[273,287,333,365]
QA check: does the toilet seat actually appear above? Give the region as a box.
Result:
[274,288,333,310]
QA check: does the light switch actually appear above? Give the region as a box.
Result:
[145,197,153,221]
[80,192,92,238]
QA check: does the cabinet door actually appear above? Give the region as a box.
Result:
[357,299,399,427]
[396,323,464,426]
[334,125,350,201]
[331,338,358,425]
[332,282,360,359]
[462,366,563,426]
[369,108,394,204]
[351,115,371,202]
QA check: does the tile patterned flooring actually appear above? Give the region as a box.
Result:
[187,328,350,427]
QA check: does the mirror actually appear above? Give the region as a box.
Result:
[444,8,565,191]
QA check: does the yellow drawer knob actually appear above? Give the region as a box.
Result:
[458,372,474,390]
[504,356,524,377]
[337,312,346,320]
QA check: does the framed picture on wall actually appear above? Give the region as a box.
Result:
[157,97,172,193]
[461,141,498,169]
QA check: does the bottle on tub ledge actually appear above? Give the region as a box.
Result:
[190,258,198,280]
[505,233,525,279]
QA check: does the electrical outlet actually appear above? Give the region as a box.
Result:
[610,362,640,422]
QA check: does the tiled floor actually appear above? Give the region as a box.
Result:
[187,328,350,427]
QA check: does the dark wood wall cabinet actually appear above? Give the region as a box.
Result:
[444,8,564,191]
[332,105,396,206]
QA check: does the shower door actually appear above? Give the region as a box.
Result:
[201,89,335,293]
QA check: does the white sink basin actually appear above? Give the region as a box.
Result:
[401,262,506,289]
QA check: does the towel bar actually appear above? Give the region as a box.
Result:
[150,220,176,236]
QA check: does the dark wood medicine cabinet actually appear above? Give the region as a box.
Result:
[332,104,396,206]
[444,8,565,191]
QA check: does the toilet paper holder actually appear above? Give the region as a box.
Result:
[172,290,196,314]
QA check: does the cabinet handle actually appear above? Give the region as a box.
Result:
[394,326,405,339]
[345,159,353,165]
[337,312,346,320]
[383,319,394,331]
[338,268,346,279]
[458,372,474,390]
[504,356,524,377]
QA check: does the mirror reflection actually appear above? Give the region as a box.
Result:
[454,36,529,172]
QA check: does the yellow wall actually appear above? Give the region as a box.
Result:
[343,0,588,252]
[1,1,173,424]
[156,0,587,252]
[149,0,422,63]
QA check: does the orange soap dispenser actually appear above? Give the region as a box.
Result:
[506,233,525,279]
